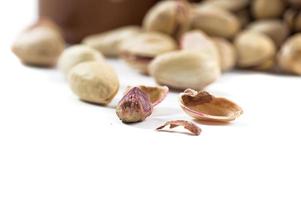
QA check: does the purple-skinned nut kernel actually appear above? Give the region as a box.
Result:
[116,87,153,123]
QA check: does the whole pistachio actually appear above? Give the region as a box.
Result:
[191,5,241,39]
[68,61,119,105]
[149,50,221,90]
[143,0,191,39]
[58,45,105,77]
[278,34,301,75]
[82,26,142,57]
[12,19,65,67]
[116,87,153,123]
[251,0,286,19]
[234,31,276,70]
[247,20,289,48]
[120,32,177,74]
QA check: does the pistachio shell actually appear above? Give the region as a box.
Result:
[149,50,221,91]
[284,8,301,33]
[179,89,243,122]
[202,0,249,12]
[252,0,286,19]
[234,31,276,70]
[82,26,142,57]
[278,34,301,75]
[143,0,191,39]
[191,5,241,39]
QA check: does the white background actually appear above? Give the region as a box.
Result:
[1,1,301,199]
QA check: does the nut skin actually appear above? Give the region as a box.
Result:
[12,19,65,67]
[191,5,241,39]
[68,61,119,105]
[149,50,221,91]
[58,45,105,77]
[252,0,286,19]
[278,34,301,75]
[120,32,177,74]
[247,20,289,48]
[234,31,276,70]
[143,0,191,39]
[82,26,142,57]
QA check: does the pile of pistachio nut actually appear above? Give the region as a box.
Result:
[13,0,300,129]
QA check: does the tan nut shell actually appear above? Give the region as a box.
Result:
[278,34,301,75]
[149,50,221,91]
[12,20,65,67]
[212,38,237,72]
[202,0,249,12]
[68,61,119,105]
[247,20,289,48]
[252,0,286,19]
[58,45,105,77]
[234,31,276,69]
[143,0,191,39]
[82,26,141,57]
[191,5,241,39]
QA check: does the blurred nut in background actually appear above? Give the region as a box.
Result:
[68,61,119,105]
[58,45,105,77]
[191,5,241,39]
[284,8,301,33]
[149,50,220,90]
[213,38,237,72]
[235,31,276,70]
[12,19,65,67]
[120,32,177,74]
[82,26,142,57]
[278,34,301,75]
[202,0,249,12]
[252,0,286,19]
[143,0,191,39]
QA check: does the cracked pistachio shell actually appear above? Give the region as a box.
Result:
[278,34,301,75]
[82,26,142,57]
[191,5,240,39]
[12,19,65,67]
[213,38,237,72]
[202,0,249,12]
[120,32,177,74]
[247,20,289,48]
[68,61,119,105]
[143,0,191,39]
[252,0,286,19]
[58,45,105,77]
[234,31,276,70]
[179,89,243,122]
[149,50,221,91]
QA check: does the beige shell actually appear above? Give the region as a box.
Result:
[68,61,119,105]
[247,20,289,48]
[278,34,301,75]
[149,50,221,91]
[202,0,249,12]
[212,38,237,72]
[252,0,286,19]
[234,31,276,70]
[58,45,105,77]
[82,26,141,57]
[12,19,65,67]
[143,0,191,39]
[191,5,240,39]
[179,89,243,122]
[120,32,177,74]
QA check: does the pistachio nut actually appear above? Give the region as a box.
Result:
[82,26,142,57]
[12,19,65,67]
[58,45,105,77]
[234,31,276,70]
[251,0,286,19]
[68,61,119,105]
[202,0,249,12]
[120,32,177,74]
[284,8,301,33]
[149,50,221,91]
[191,5,241,39]
[247,20,289,48]
[278,34,301,75]
[143,0,191,39]
[212,38,237,72]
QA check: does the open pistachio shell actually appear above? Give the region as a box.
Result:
[179,89,243,122]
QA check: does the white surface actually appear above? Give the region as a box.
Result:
[1,1,301,200]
